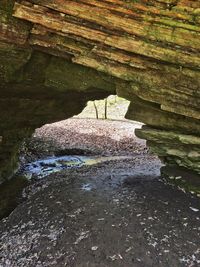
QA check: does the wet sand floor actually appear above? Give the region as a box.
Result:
[0,153,200,267]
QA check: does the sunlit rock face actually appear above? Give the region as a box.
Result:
[0,0,200,182]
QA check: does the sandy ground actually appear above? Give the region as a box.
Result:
[1,119,200,267]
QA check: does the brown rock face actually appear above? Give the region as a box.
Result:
[0,0,200,182]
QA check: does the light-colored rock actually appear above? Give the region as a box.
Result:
[136,127,200,173]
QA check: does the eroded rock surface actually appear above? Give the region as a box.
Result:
[0,0,200,181]
[1,156,200,267]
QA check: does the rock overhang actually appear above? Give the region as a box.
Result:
[0,0,200,182]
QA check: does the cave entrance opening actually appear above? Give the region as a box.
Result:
[23,95,161,179]
[26,94,147,169]
[0,94,151,219]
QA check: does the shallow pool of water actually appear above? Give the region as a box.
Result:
[22,155,133,179]
[0,155,133,219]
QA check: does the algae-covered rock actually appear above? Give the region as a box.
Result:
[124,94,200,135]
[136,127,200,174]
[0,0,15,14]
[0,42,32,83]
[45,58,116,93]
[0,7,31,82]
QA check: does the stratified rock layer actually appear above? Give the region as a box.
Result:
[0,0,200,181]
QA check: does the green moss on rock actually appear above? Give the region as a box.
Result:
[0,0,15,14]
[0,42,32,83]
[45,58,116,93]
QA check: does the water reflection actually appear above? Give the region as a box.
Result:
[22,155,133,179]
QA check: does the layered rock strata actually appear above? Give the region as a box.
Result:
[0,0,200,182]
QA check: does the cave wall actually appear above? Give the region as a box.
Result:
[0,0,200,182]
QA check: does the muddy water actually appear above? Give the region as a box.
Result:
[1,153,200,267]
